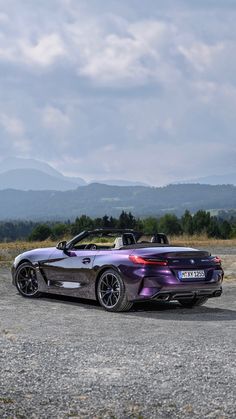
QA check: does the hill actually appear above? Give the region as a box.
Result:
[0,158,86,190]
[0,157,64,178]
[0,183,235,220]
[0,158,149,189]
[177,173,236,186]
[0,169,81,191]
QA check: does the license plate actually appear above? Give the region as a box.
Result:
[179,270,205,280]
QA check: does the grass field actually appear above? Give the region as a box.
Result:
[0,240,55,265]
[170,235,236,247]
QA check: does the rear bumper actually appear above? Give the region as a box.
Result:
[152,286,222,302]
[132,285,223,302]
[130,269,223,302]
[124,263,224,302]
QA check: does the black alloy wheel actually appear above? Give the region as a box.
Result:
[15,262,41,298]
[97,269,133,312]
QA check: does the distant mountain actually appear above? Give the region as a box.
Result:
[0,158,150,190]
[0,157,63,178]
[0,169,80,191]
[0,158,87,189]
[90,179,149,187]
[176,173,236,186]
[0,183,235,220]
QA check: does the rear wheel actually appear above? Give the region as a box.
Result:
[178,297,208,308]
[15,262,42,298]
[97,269,133,312]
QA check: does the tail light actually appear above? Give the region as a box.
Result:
[129,255,168,266]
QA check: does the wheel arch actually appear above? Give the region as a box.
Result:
[19,258,32,265]
[15,258,33,270]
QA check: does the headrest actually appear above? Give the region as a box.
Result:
[114,237,123,249]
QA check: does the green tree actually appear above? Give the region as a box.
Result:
[142,217,159,234]
[102,215,112,228]
[219,220,232,239]
[181,210,194,235]
[51,223,68,240]
[29,224,52,241]
[109,216,117,228]
[158,214,182,235]
[118,211,136,229]
[71,215,94,235]
[206,218,221,238]
[192,210,211,235]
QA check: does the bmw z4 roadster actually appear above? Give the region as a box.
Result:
[12,229,223,312]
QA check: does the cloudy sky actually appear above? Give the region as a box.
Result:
[0,0,235,185]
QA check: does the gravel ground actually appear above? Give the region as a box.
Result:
[0,267,236,419]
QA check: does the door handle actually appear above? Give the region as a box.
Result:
[82,257,91,264]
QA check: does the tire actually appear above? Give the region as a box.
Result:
[15,262,42,298]
[97,269,133,312]
[178,297,208,308]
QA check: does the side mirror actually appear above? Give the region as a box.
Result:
[56,240,67,251]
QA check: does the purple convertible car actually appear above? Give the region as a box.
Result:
[12,228,223,312]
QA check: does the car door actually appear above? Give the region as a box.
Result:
[41,248,97,299]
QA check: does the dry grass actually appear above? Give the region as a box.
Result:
[0,240,56,266]
[170,234,236,247]
[0,240,56,252]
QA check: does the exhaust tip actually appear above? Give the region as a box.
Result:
[214,290,222,297]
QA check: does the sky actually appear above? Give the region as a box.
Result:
[0,0,235,186]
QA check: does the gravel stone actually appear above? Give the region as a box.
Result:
[0,268,235,419]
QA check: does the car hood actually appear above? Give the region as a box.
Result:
[15,247,58,264]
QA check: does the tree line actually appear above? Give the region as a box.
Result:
[0,210,235,242]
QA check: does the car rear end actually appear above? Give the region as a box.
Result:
[127,247,223,303]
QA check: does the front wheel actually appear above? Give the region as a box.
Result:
[97,269,133,312]
[15,262,42,298]
[178,297,208,308]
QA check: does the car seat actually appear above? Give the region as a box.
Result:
[114,237,124,249]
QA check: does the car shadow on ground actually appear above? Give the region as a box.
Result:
[127,301,236,322]
[41,293,236,322]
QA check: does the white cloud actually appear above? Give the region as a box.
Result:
[0,31,65,68]
[178,42,224,72]
[12,138,31,154]
[67,18,180,86]
[41,105,72,151]
[42,106,70,129]
[0,0,235,183]
[57,139,232,186]
[0,113,25,136]
[19,33,65,67]
[0,112,31,154]
[0,12,9,23]
[0,46,14,61]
